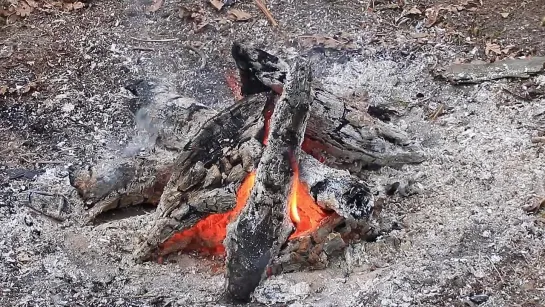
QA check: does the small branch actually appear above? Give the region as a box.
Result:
[130,37,179,43]
[131,46,155,51]
[254,0,278,27]
[34,160,65,165]
[22,203,65,223]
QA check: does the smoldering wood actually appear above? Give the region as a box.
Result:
[224,61,313,302]
[231,42,426,170]
[271,215,374,274]
[70,83,218,222]
[299,153,374,221]
[72,60,422,222]
[133,94,268,262]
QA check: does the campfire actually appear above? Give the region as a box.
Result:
[70,42,425,302]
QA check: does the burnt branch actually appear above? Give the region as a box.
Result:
[299,153,373,221]
[224,61,313,302]
[133,94,268,262]
[231,42,425,170]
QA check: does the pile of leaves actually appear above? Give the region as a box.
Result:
[0,0,85,23]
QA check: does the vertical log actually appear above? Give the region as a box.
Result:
[224,60,313,301]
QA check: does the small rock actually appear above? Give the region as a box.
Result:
[469,294,489,304]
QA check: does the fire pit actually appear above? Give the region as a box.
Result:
[70,42,425,302]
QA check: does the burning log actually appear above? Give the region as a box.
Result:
[69,41,424,301]
[133,93,268,260]
[232,42,425,170]
[224,61,313,301]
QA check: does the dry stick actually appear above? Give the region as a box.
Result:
[254,0,278,27]
[129,37,179,43]
[131,46,155,51]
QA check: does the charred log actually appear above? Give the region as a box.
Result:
[133,94,268,261]
[231,42,425,170]
[224,61,313,302]
[271,215,373,274]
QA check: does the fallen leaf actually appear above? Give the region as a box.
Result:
[523,198,545,214]
[24,0,38,8]
[227,8,251,21]
[501,44,515,54]
[15,2,32,17]
[146,0,163,13]
[402,6,422,17]
[485,42,501,56]
[500,12,509,18]
[424,7,439,27]
[299,34,359,51]
[209,0,224,11]
[72,1,85,10]
[0,85,8,95]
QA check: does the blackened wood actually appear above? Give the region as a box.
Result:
[299,153,374,221]
[306,89,425,171]
[133,94,268,262]
[224,61,313,302]
[271,215,374,274]
[231,42,426,170]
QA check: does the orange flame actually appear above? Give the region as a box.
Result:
[159,92,331,258]
[160,172,255,256]
[288,156,328,239]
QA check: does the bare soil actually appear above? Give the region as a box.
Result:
[1,0,545,306]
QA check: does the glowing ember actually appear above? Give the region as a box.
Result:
[288,161,328,239]
[160,94,331,257]
[160,172,255,256]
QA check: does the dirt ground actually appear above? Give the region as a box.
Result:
[2,0,545,306]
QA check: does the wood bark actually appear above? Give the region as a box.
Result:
[224,61,313,302]
[299,153,373,221]
[133,94,268,261]
[232,42,425,170]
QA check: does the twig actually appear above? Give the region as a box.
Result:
[131,46,155,51]
[429,103,444,121]
[130,37,179,43]
[22,203,65,223]
[34,160,65,164]
[0,78,26,82]
[254,0,278,27]
[185,45,206,70]
[485,256,505,283]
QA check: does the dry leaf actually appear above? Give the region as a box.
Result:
[25,0,38,8]
[500,12,509,18]
[227,8,251,21]
[146,0,163,13]
[0,85,8,95]
[15,2,32,17]
[485,42,501,56]
[424,7,439,27]
[209,0,224,11]
[72,1,85,10]
[403,6,422,16]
